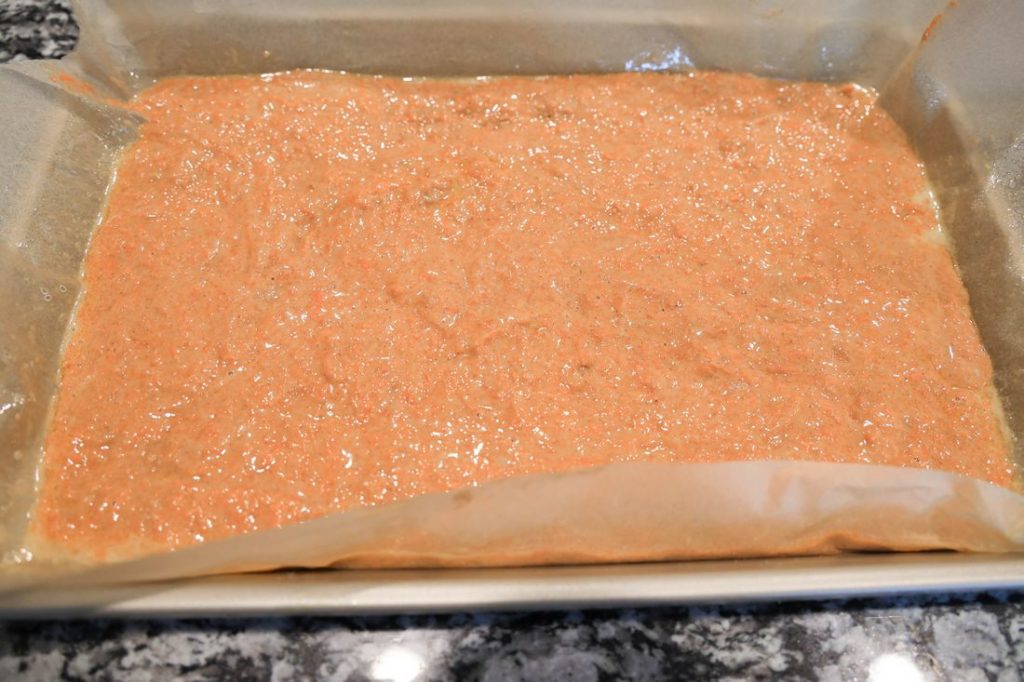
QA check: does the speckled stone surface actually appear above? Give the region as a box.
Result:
[1,594,1023,680]
[2,2,1023,680]
[0,0,76,62]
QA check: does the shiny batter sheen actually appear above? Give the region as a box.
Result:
[32,71,1013,561]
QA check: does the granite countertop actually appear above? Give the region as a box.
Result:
[0,0,76,63]
[0,594,1022,680]
[1,2,1022,680]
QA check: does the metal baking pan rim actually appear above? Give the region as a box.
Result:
[2,551,1021,619]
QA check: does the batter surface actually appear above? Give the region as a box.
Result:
[32,71,1013,560]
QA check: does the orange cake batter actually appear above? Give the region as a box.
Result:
[31,71,1014,561]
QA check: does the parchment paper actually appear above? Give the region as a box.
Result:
[1,0,1023,589]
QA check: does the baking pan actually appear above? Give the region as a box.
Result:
[1,0,1023,615]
